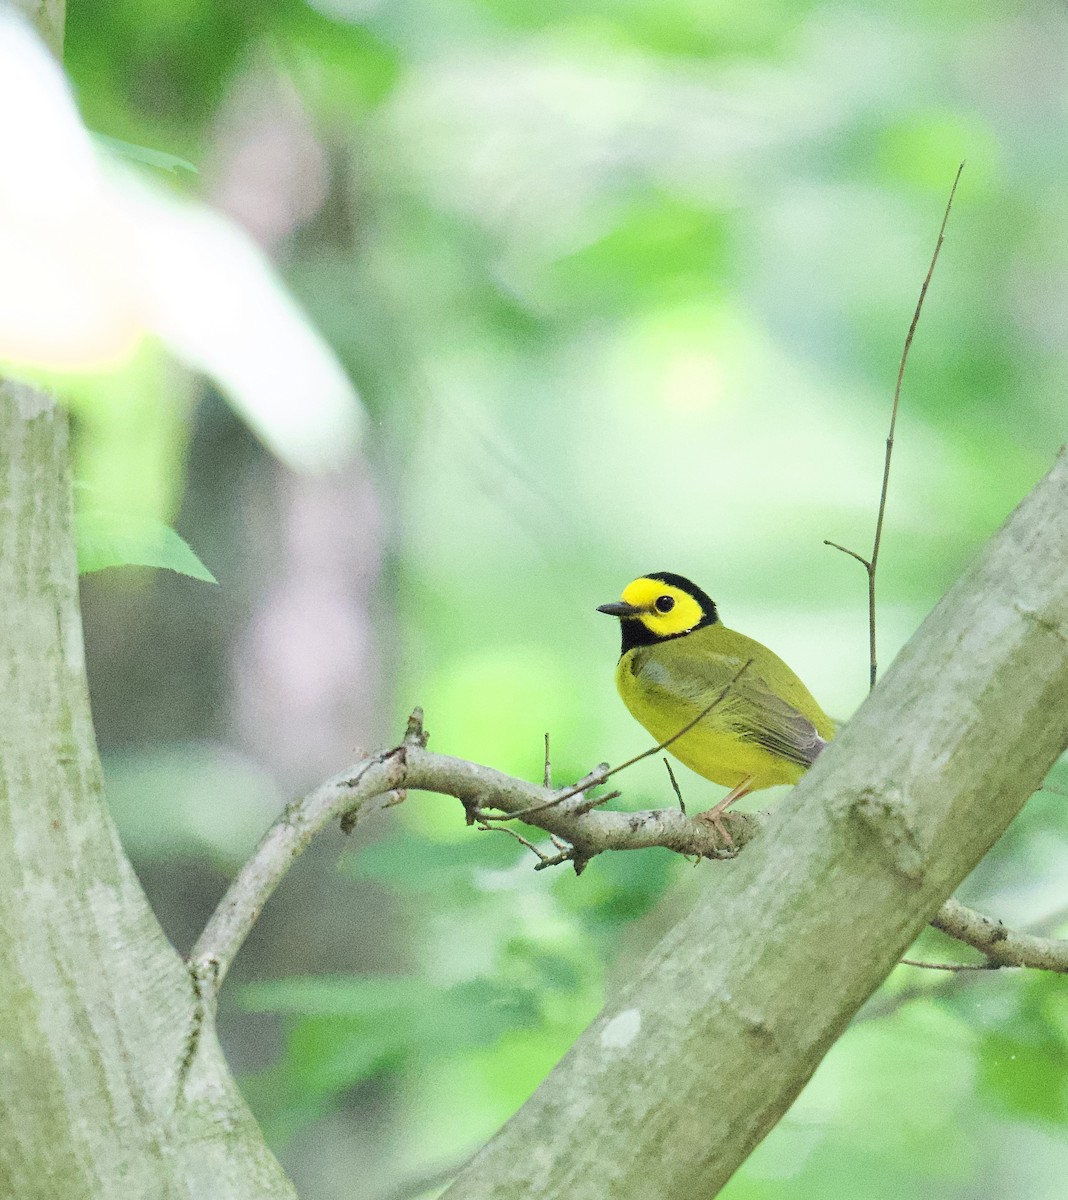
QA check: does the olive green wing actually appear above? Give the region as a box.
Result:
[638,639,828,769]
[730,679,827,768]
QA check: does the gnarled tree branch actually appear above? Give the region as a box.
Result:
[191,722,1068,1001]
[928,897,1068,972]
[189,738,762,995]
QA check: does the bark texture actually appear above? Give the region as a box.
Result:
[439,449,1068,1200]
[0,384,296,1200]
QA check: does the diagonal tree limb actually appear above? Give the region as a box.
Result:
[432,447,1068,1200]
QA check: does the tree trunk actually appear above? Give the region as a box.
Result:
[0,384,296,1199]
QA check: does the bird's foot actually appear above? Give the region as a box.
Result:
[696,806,734,850]
[696,776,755,851]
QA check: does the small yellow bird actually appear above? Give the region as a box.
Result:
[597,572,834,838]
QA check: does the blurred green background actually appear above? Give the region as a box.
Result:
[59,0,1068,1196]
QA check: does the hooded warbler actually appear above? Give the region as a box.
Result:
[597,572,834,837]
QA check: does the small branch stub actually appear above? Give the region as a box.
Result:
[404,707,429,748]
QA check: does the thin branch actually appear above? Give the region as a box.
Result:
[404,706,429,747]
[543,732,552,789]
[930,897,1068,973]
[477,821,560,866]
[859,890,1068,1025]
[898,894,1068,975]
[854,955,997,1025]
[189,727,761,998]
[825,161,965,691]
[534,847,580,873]
[498,659,753,825]
[190,723,1068,1013]
[899,957,1001,972]
[189,722,1068,1070]
[189,749,409,992]
[569,788,621,816]
[663,758,685,814]
[489,763,608,824]
[822,540,871,570]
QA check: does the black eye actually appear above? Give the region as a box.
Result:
[654,595,675,614]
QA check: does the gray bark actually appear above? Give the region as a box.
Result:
[439,448,1068,1200]
[0,384,296,1200]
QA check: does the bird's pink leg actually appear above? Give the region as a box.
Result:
[697,776,754,849]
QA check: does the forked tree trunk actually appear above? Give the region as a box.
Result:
[0,384,297,1199]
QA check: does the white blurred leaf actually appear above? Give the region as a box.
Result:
[0,9,364,472]
[117,174,365,472]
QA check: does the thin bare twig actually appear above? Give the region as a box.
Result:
[571,788,621,815]
[477,821,557,865]
[663,758,685,814]
[899,957,1001,972]
[534,847,579,872]
[184,719,1068,1092]
[860,893,1068,1024]
[896,896,1068,975]
[476,810,582,872]
[497,659,753,825]
[822,540,871,570]
[825,161,965,691]
[543,732,552,789]
[404,706,429,747]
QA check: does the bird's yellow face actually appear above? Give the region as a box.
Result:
[620,576,706,638]
[597,572,718,649]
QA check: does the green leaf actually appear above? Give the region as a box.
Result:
[239,972,547,1097]
[74,510,217,583]
[501,939,585,995]
[976,977,1068,1124]
[978,1029,1068,1123]
[239,975,425,1019]
[435,978,543,1048]
[286,1015,411,1093]
[556,844,678,928]
[92,133,198,174]
[347,827,523,894]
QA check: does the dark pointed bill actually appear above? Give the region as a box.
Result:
[596,601,645,618]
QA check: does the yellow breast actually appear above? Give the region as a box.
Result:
[613,622,833,793]
[615,655,804,790]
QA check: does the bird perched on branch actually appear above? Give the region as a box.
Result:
[597,572,834,842]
